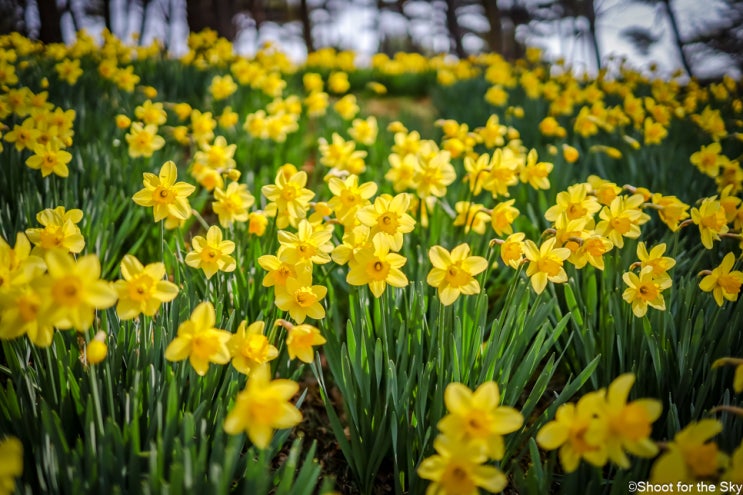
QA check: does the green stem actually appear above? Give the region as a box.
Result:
[44,346,59,407]
[88,363,105,434]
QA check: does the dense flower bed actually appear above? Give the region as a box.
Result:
[1,28,743,494]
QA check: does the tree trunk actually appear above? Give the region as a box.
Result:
[581,0,601,71]
[214,0,236,40]
[299,0,314,53]
[186,0,236,39]
[138,0,151,44]
[37,0,63,43]
[481,0,502,54]
[62,0,81,34]
[444,0,465,58]
[102,0,113,33]
[662,0,693,76]
[187,0,211,34]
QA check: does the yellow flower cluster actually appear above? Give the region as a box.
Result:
[0,212,184,350]
[418,381,523,494]
[2,86,75,178]
[537,374,661,471]
[3,26,743,492]
[164,303,314,449]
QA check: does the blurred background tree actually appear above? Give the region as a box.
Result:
[0,0,740,78]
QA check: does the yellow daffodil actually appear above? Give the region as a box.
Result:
[418,435,508,495]
[572,234,613,270]
[475,115,507,149]
[4,118,41,152]
[193,135,236,171]
[596,194,650,248]
[279,319,326,363]
[114,254,178,320]
[712,357,743,393]
[223,364,302,449]
[415,148,456,200]
[651,193,690,232]
[164,301,232,376]
[262,170,315,229]
[218,106,239,128]
[643,117,668,145]
[463,153,491,196]
[589,373,662,469]
[349,116,378,146]
[691,196,729,249]
[699,252,743,306]
[304,91,329,118]
[277,219,333,266]
[327,174,377,225]
[274,270,327,323]
[690,142,724,177]
[115,114,131,129]
[36,250,117,331]
[519,149,553,190]
[347,234,408,298]
[650,420,728,484]
[208,74,237,100]
[248,211,269,236]
[185,225,236,279]
[55,58,83,84]
[125,122,165,158]
[25,206,84,256]
[562,144,580,163]
[438,381,523,460]
[333,94,359,120]
[539,116,567,138]
[692,106,727,142]
[384,153,421,193]
[453,201,490,235]
[0,436,23,494]
[0,233,43,292]
[318,133,366,175]
[484,78,512,104]
[622,266,672,318]
[427,244,488,306]
[537,390,608,472]
[545,183,601,223]
[302,72,323,92]
[523,237,571,294]
[25,142,72,178]
[228,320,278,375]
[132,160,195,222]
[190,109,216,146]
[391,130,421,158]
[483,148,520,198]
[212,182,255,227]
[258,254,305,289]
[134,99,167,126]
[85,331,108,365]
[0,234,48,344]
[499,232,526,269]
[489,199,520,236]
[366,81,387,95]
[723,439,743,483]
[636,242,676,280]
[357,193,416,252]
[331,225,372,266]
[587,175,622,206]
[327,71,349,93]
